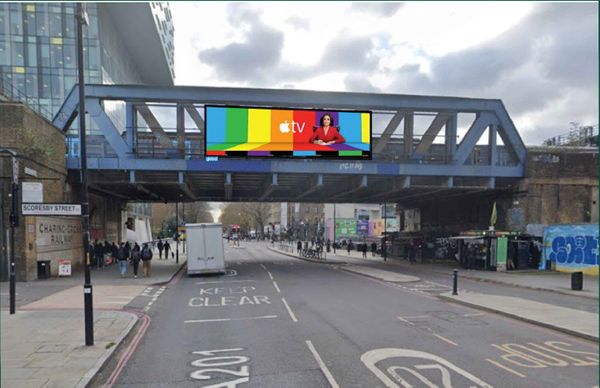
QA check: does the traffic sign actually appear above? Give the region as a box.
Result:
[22,203,82,216]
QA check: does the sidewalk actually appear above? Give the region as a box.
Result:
[439,291,599,341]
[270,244,599,341]
[1,253,186,388]
[329,249,599,300]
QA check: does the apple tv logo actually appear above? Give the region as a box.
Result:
[279,120,306,133]
[279,120,291,133]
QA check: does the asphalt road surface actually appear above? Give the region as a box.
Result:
[111,242,599,387]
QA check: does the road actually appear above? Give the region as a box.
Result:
[109,242,599,387]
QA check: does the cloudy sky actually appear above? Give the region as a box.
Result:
[171,1,598,145]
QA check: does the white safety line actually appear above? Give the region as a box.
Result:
[485,358,527,378]
[194,280,255,285]
[396,316,415,326]
[273,281,281,293]
[281,297,298,322]
[432,333,458,346]
[462,312,486,317]
[260,264,267,270]
[267,271,274,280]
[184,315,278,324]
[305,340,340,388]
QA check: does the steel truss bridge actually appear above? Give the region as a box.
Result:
[53,85,526,204]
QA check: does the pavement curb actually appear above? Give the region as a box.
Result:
[77,310,139,388]
[150,259,188,287]
[437,293,599,342]
[454,274,600,301]
[339,266,420,283]
[267,247,347,265]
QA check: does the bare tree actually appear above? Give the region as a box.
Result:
[184,202,213,223]
[242,202,272,239]
[219,203,252,232]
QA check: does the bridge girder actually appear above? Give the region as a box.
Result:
[55,84,526,203]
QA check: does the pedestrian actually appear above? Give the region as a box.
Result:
[362,243,367,258]
[117,242,128,277]
[408,242,416,264]
[124,241,131,263]
[141,243,153,277]
[326,239,331,253]
[111,241,118,265]
[371,241,377,257]
[347,239,353,256]
[131,242,141,278]
[104,240,111,266]
[297,240,302,254]
[93,240,104,268]
[164,240,171,259]
[157,239,164,259]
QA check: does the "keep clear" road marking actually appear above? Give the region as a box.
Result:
[306,340,340,388]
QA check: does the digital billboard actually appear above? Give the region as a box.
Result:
[205,106,371,158]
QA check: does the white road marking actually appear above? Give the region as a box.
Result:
[485,358,527,378]
[306,340,340,388]
[184,315,278,324]
[267,271,274,280]
[281,297,298,323]
[397,316,415,326]
[432,333,458,346]
[362,348,493,388]
[463,312,486,317]
[195,280,255,285]
[260,264,267,270]
[273,281,281,293]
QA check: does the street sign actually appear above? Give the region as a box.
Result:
[22,203,82,216]
[58,260,72,276]
[22,182,43,203]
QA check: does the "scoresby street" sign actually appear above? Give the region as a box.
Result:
[22,203,82,216]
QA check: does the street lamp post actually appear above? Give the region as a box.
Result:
[76,2,94,346]
[175,202,179,264]
[383,203,387,262]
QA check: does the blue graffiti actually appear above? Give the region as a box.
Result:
[549,235,598,265]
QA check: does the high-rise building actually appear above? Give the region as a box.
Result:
[0,2,174,120]
[0,2,174,253]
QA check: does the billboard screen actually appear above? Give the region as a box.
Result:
[205,106,371,158]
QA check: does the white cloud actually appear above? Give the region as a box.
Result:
[171,1,599,145]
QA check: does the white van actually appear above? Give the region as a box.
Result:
[186,223,226,275]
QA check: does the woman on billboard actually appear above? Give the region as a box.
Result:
[309,114,346,145]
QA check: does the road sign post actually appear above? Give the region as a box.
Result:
[9,156,18,314]
[77,2,94,346]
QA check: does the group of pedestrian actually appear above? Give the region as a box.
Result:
[91,240,119,268]
[156,239,172,259]
[117,242,153,278]
[90,239,153,278]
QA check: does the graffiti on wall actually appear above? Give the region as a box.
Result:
[543,224,598,273]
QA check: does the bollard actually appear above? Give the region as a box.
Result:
[452,269,458,295]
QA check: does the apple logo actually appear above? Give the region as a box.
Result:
[279,120,290,133]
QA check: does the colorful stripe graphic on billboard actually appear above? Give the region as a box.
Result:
[205,106,371,158]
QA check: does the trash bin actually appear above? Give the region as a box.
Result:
[571,271,583,291]
[37,260,51,280]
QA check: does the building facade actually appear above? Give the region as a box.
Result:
[0,2,174,120]
[0,3,174,279]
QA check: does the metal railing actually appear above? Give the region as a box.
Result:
[0,73,55,121]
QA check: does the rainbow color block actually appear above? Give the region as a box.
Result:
[205,106,371,158]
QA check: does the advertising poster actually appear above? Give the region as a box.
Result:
[206,106,371,158]
[335,219,357,239]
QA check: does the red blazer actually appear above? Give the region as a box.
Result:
[308,126,345,143]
